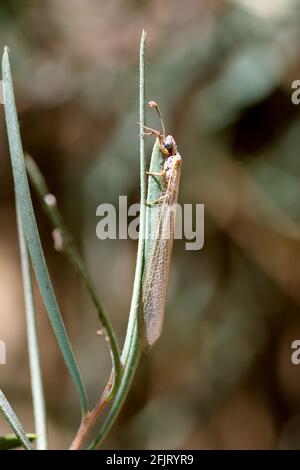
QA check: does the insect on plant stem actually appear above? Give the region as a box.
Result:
[141,101,182,349]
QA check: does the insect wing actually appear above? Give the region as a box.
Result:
[142,158,181,347]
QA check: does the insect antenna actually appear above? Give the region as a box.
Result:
[148,101,166,138]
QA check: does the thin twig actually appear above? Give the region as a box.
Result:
[25,155,123,449]
[25,156,122,390]
[69,373,114,450]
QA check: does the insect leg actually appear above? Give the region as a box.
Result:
[146,169,166,177]
[137,123,167,155]
[146,194,167,206]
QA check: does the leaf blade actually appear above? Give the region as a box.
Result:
[2,47,88,415]
[0,390,33,450]
[89,30,147,449]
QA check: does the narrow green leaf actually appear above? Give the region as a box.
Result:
[2,47,88,415]
[89,29,147,449]
[122,28,147,358]
[0,433,37,450]
[16,202,47,449]
[0,390,33,450]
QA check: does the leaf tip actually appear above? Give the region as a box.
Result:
[2,46,10,72]
[3,45,10,60]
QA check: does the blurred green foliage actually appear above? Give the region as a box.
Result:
[1,0,300,450]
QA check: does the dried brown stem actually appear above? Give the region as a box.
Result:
[69,373,115,450]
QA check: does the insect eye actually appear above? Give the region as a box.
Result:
[164,138,173,149]
[164,135,175,150]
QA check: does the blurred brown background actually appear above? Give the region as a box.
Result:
[1,0,300,450]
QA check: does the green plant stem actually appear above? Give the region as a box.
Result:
[0,390,33,450]
[0,433,37,450]
[88,29,147,450]
[25,156,122,390]
[16,201,47,450]
[88,323,140,449]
